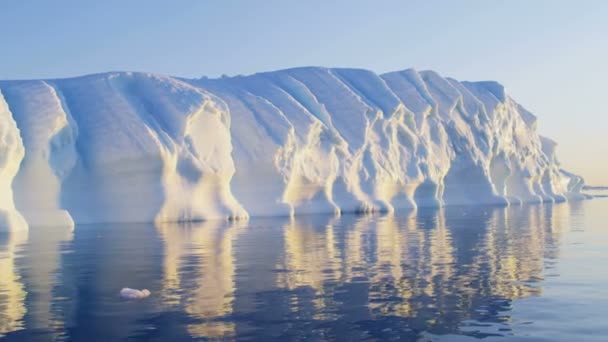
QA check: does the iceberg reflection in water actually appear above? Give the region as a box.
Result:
[1,200,607,341]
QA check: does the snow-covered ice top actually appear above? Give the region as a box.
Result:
[0,67,585,231]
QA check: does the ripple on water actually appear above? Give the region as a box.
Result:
[0,200,607,341]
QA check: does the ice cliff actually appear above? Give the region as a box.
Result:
[0,67,585,231]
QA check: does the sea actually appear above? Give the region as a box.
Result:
[1,199,607,341]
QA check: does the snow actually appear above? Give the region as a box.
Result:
[0,67,585,230]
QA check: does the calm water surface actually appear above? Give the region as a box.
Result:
[1,199,607,341]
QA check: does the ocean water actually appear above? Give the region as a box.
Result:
[0,199,607,341]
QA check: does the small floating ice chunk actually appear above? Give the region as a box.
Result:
[120,287,151,300]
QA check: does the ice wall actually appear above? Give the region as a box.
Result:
[1,81,76,227]
[0,68,583,229]
[0,91,28,232]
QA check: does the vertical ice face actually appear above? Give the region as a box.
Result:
[1,81,77,227]
[0,67,586,226]
[0,90,28,232]
[201,70,349,216]
[118,73,246,222]
[53,73,246,223]
[381,69,452,207]
[54,73,168,224]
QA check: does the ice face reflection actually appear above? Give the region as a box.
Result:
[0,231,27,337]
[157,220,247,339]
[0,201,604,341]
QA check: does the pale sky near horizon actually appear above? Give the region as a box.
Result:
[1,0,606,184]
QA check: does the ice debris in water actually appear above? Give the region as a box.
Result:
[120,287,151,300]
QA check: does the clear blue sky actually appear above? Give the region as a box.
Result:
[1,0,606,184]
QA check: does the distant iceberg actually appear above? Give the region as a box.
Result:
[0,67,585,231]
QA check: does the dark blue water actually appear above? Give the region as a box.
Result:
[1,200,607,341]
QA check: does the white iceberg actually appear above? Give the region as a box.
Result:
[0,67,585,229]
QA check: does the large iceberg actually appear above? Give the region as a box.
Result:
[0,67,585,230]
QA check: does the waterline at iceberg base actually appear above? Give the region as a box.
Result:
[0,67,585,231]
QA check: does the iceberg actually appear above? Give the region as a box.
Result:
[0,67,584,230]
